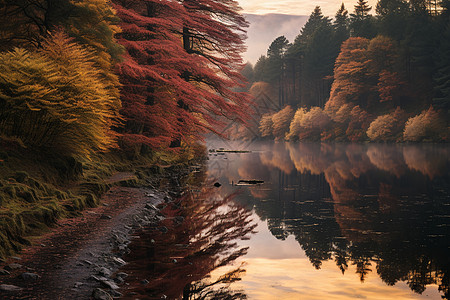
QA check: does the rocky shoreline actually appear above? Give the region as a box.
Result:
[0,184,179,299]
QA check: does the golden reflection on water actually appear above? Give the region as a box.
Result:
[207,141,449,299]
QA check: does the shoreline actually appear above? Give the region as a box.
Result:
[0,183,178,299]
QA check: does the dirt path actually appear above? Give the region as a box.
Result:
[0,184,166,299]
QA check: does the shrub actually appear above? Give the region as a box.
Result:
[286,108,307,141]
[366,107,406,142]
[0,30,120,156]
[347,105,373,142]
[259,113,274,137]
[403,107,447,142]
[271,106,294,140]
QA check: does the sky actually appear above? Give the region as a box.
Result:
[239,0,378,18]
[239,0,378,64]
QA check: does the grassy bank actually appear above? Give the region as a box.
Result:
[0,140,206,259]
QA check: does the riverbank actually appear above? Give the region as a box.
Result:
[0,139,205,298]
[0,184,179,299]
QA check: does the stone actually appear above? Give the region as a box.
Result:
[4,263,22,271]
[116,272,128,279]
[112,257,126,266]
[83,260,93,265]
[0,269,10,275]
[90,275,109,282]
[74,282,84,288]
[92,288,113,300]
[159,226,168,233]
[110,290,123,297]
[0,284,23,292]
[11,256,22,261]
[114,276,124,284]
[100,214,112,220]
[101,280,119,290]
[213,182,221,187]
[19,272,40,281]
[97,267,112,277]
[145,203,158,210]
[141,279,149,285]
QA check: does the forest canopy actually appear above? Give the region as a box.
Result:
[0,0,250,157]
[247,0,449,142]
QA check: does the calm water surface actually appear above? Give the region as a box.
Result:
[120,141,450,299]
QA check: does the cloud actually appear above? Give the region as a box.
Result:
[243,14,308,64]
[239,0,378,17]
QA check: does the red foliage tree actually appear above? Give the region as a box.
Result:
[112,0,251,152]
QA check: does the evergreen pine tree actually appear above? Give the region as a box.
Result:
[350,0,377,38]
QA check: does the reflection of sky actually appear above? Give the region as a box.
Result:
[211,216,443,300]
[206,140,449,300]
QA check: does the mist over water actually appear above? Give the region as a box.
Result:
[120,141,449,299]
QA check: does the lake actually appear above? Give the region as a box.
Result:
[120,141,450,299]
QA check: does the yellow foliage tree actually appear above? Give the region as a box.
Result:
[403,107,447,142]
[271,105,295,140]
[286,107,307,141]
[259,113,274,137]
[0,30,120,156]
[366,107,406,141]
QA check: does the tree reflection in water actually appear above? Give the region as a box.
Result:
[212,142,449,298]
[118,186,257,299]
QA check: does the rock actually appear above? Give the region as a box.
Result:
[141,279,149,285]
[112,257,126,266]
[116,272,128,279]
[92,288,113,300]
[11,256,22,261]
[100,214,112,220]
[145,203,158,210]
[19,272,40,281]
[97,267,112,277]
[83,259,93,265]
[0,284,23,292]
[4,263,22,271]
[74,282,84,288]
[172,259,177,263]
[0,269,10,275]
[90,275,109,282]
[110,290,123,297]
[213,182,221,187]
[114,276,124,284]
[101,280,119,290]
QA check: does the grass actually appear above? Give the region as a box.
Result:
[0,140,207,259]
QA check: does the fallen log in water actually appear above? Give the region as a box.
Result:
[235,180,264,186]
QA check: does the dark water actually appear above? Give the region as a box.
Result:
[120,142,450,299]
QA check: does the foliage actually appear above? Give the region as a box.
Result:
[350,0,376,38]
[259,114,274,138]
[366,107,407,141]
[346,105,374,141]
[0,31,120,156]
[286,108,307,140]
[113,0,250,153]
[403,107,447,141]
[271,105,295,140]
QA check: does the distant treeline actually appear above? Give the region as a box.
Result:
[0,0,250,157]
[243,0,450,142]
